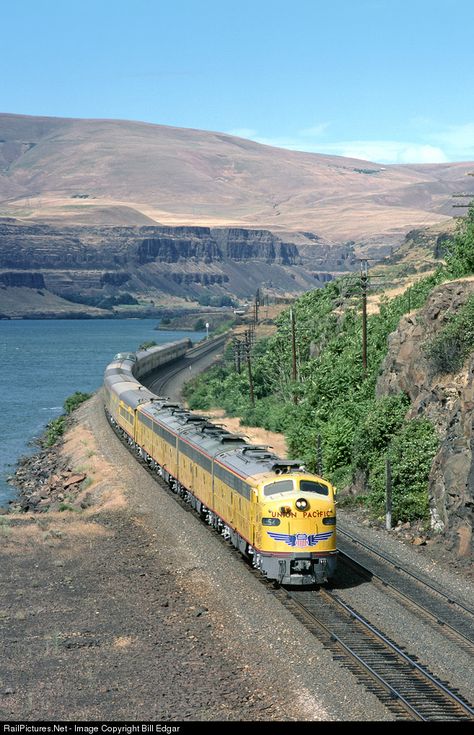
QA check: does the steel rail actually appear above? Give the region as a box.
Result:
[331,591,473,715]
[338,547,474,650]
[286,587,474,721]
[283,590,426,721]
[338,524,474,616]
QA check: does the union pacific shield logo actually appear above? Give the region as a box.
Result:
[267,531,333,547]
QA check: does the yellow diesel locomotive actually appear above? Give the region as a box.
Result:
[104,341,337,586]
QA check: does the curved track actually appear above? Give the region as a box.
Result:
[142,335,226,398]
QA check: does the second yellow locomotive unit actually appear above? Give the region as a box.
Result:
[104,340,337,586]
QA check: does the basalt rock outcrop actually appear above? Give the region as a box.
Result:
[0,219,355,316]
[376,279,474,559]
[0,271,46,288]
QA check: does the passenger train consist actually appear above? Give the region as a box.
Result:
[103,340,337,585]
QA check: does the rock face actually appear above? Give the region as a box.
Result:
[0,219,356,315]
[376,280,474,558]
[0,271,45,288]
[137,227,300,265]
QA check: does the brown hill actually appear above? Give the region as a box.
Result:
[1,113,473,248]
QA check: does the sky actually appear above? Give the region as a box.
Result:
[2,0,474,164]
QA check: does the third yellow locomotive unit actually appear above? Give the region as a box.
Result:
[104,340,337,585]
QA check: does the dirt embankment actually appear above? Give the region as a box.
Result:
[2,397,298,721]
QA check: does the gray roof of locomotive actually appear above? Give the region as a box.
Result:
[122,386,156,410]
[141,401,303,479]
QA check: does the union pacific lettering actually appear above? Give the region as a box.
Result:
[269,510,333,518]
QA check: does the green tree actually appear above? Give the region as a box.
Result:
[444,203,474,278]
[366,419,438,523]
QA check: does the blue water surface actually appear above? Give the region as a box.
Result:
[0,319,205,505]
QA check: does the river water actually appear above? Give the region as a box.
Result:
[0,319,205,506]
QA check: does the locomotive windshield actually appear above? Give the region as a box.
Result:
[299,480,329,496]
[263,479,294,496]
[114,352,137,362]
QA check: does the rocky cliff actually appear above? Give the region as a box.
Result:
[0,219,356,316]
[376,279,474,559]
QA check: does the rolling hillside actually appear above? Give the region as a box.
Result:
[1,113,473,248]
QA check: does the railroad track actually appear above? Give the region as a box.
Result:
[143,334,226,396]
[337,525,474,652]
[277,586,474,721]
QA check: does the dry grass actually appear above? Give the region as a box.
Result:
[1,114,467,243]
[60,423,127,513]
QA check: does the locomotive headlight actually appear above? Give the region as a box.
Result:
[295,497,309,511]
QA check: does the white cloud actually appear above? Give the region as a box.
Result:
[223,122,474,164]
[298,123,330,137]
[251,137,449,164]
[315,141,449,164]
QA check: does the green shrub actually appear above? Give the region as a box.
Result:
[44,391,92,446]
[352,394,410,471]
[444,204,474,278]
[58,503,75,512]
[44,416,67,446]
[63,391,92,415]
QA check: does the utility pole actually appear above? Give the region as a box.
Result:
[385,456,393,530]
[233,338,242,374]
[290,307,298,403]
[244,330,255,406]
[246,321,255,348]
[316,434,323,476]
[360,259,369,375]
[254,287,261,325]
